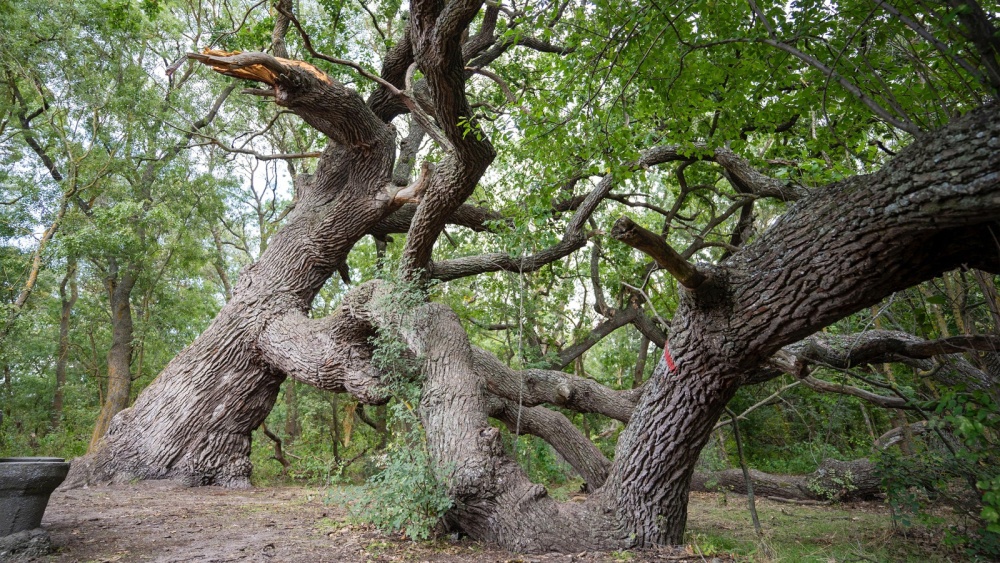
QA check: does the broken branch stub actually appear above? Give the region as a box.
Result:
[611,216,707,290]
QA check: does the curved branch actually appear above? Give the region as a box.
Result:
[392,119,426,186]
[630,310,667,348]
[472,347,639,423]
[551,307,641,369]
[367,24,415,121]
[874,421,930,450]
[430,233,589,281]
[488,397,611,488]
[639,144,807,201]
[430,175,613,281]
[256,299,386,404]
[783,330,997,390]
[800,375,911,408]
[399,0,498,276]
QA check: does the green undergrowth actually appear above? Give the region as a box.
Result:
[683,493,968,562]
[295,481,975,561]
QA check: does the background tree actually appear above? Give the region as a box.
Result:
[0,0,243,454]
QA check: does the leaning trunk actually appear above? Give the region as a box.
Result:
[66,63,402,485]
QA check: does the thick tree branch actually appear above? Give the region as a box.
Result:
[256,297,385,404]
[399,0,497,276]
[391,119,426,186]
[367,24,414,121]
[488,397,612,488]
[409,302,621,551]
[630,310,668,348]
[725,103,1000,368]
[774,330,998,391]
[611,216,707,290]
[472,347,639,423]
[189,50,390,148]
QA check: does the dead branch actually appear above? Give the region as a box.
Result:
[800,375,911,409]
[488,397,611,488]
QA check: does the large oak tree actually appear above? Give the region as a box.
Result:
[65,0,1000,551]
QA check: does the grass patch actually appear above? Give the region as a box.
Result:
[685,492,961,562]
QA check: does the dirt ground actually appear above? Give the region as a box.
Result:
[26,482,730,563]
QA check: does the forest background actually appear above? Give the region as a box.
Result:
[1,0,999,559]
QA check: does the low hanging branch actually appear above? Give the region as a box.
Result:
[487,397,612,488]
[472,347,641,423]
[776,330,997,390]
[800,375,911,409]
[610,216,707,290]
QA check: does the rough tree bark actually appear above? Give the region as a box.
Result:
[64,0,1000,553]
[65,51,406,486]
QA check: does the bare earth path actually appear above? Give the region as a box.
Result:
[31,482,722,562]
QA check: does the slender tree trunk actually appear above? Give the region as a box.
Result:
[52,256,78,429]
[284,381,299,442]
[89,264,137,451]
[2,364,10,415]
[329,393,341,463]
[342,401,356,446]
[375,405,389,449]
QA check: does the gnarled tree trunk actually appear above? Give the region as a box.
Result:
[64,0,1000,554]
[66,57,402,487]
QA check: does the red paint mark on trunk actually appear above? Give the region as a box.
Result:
[663,342,676,371]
